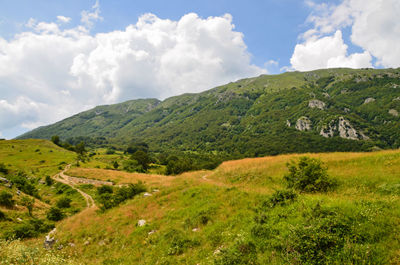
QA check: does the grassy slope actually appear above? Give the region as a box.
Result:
[30,149,400,264]
[0,140,86,235]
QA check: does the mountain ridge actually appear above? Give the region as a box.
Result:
[18,67,400,157]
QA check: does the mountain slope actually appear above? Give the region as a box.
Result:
[18,68,400,156]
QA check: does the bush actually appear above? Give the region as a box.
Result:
[4,218,54,239]
[0,210,5,220]
[46,207,64,221]
[0,191,14,208]
[0,163,8,174]
[284,156,336,192]
[56,197,72,208]
[267,189,297,207]
[97,185,113,195]
[98,182,146,211]
[45,175,53,186]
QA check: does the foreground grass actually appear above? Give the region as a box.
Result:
[17,149,398,264]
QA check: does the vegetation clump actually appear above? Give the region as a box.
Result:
[56,197,72,208]
[0,191,14,208]
[46,207,65,221]
[284,156,336,192]
[97,182,146,211]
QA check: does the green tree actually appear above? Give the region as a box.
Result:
[51,135,60,146]
[131,150,150,171]
[75,141,86,155]
[46,207,64,221]
[56,197,72,208]
[113,161,119,169]
[45,175,53,186]
[284,156,336,192]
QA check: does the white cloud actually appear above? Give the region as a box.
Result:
[291,0,400,70]
[0,10,265,138]
[81,0,103,29]
[57,16,71,23]
[291,30,372,71]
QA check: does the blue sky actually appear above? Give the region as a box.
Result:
[0,0,399,139]
[0,0,327,72]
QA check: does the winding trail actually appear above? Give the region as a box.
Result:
[52,165,96,208]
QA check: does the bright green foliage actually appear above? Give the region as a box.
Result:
[0,191,14,208]
[4,219,54,239]
[267,189,297,207]
[97,182,146,211]
[46,207,64,221]
[284,156,336,192]
[56,197,72,208]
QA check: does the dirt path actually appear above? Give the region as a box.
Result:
[53,165,96,208]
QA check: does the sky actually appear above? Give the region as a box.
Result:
[0,0,399,139]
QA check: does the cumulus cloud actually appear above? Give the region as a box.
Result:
[57,16,71,23]
[0,8,265,138]
[291,0,400,70]
[291,30,372,71]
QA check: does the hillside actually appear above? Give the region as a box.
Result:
[6,149,400,264]
[18,68,400,157]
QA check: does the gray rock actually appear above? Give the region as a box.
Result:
[338,117,364,140]
[84,241,90,246]
[363,97,375,104]
[308,99,326,110]
[389,109,399,117]
[44,228,57,249]
[322,92,330,98]
[143,192,152,197]
[68,243,76,247]
[320,120,337,138]
[393,96,400,101]
[137,219,146,227]
[286,120,291,127]
[0,177,8,183]
[295,117,312,131]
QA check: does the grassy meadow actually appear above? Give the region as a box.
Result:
[8,148,397,264]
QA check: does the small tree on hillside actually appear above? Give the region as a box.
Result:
[51,135,60,146]
[284,156,336,192]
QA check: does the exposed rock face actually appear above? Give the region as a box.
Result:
[393,97,400,101]
[389,109,399,117]
[320,117,369,140]
[308,99,326,110]
[320,120,337,138]
[44,228,57,249]
[338,117,362,140]
[295,117,312,131]
[364,97,375,104]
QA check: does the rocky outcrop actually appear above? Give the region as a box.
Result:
[44,228,57,249]
[338,117,369,140]
[320,117,369,140]
[320,120,337,138]
[389,109,399,117]
[286,120,291,127]
[296,117,312,131]
[364,97,375,104]
[308,100,326,110]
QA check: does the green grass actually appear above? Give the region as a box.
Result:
[27,149,400,264]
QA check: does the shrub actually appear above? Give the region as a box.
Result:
[4,219,54,239]
[267,189,297,207]
[97,185,113,195]
[0,210,5,220]
[0,163,8,174]
[46,207,64,221]
[21,196,35,216]
[0,191,14,208]
[45,175,53,186]
[56,197,72,208]
[284,156,336,192]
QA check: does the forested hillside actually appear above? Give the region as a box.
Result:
[19,68,400,157]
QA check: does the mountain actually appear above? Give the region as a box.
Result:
[18,68,400,157]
